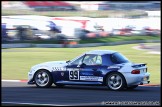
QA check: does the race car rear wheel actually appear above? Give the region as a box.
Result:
[34,70,53,88]
[106,72,126,91]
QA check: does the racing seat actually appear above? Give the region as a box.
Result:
[95,59,102,65]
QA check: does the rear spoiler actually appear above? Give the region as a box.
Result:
[132,63,147,68]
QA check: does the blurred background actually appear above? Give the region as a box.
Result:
[1,1,161,45]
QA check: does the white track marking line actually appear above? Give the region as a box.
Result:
[1,102,66,106]
[2,80,20,82]
[2,80,27,82]
[147,51,160,54]
[2,101,101,106]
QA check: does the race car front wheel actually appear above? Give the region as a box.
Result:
[34,70,53,88]
[106,72,126,91]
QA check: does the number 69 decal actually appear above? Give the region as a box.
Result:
[69,70,79,80]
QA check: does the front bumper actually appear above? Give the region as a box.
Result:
[28,80,35,84]
[28,72,35,84]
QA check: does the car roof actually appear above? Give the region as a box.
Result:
[85,50,117,55]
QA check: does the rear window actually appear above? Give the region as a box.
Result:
[110,52,129,64]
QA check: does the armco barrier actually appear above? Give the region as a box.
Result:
[2,40,160,48]
[67,40,160,48]
[2,43,32,48]
[35,44,63,48]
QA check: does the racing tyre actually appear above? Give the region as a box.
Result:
[34,70,53,88]
[106,72,126,91]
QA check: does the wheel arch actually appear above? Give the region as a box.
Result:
[33,69,53,82]
[103,71,127,86]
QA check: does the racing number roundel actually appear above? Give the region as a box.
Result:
[69,70,79,80]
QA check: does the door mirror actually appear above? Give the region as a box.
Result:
[66,60,70,63]
[77,63,86,68]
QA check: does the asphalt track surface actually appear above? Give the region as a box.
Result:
[142,44,160,52]
[2,81,161,106]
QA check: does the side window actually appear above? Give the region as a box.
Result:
[83,55,93,65]
[110,54,118,63]
[83,54,102,65]
[95,55,102,65]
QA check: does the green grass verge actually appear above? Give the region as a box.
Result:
[2,9,147,18]
[2,43,160,85]
[79,35,160,44]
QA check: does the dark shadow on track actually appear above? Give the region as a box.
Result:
[24,84,159,92]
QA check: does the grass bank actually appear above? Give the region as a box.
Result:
[79,35,160,44]
[2,9,147,18]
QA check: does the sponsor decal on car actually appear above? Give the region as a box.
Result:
[61,72,64,76]
[52,67,66,71]
[80,76,103,82]
[107,66,121,69]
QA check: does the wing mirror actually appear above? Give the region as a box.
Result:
[77,63,86,68]
[66,60,70,63]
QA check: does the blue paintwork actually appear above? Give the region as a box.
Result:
[56,81,103,85]
[50,53,123,86]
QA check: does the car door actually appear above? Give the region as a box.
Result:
[65,54,85,82]
[79,54,103,83]
[66,54,103,83]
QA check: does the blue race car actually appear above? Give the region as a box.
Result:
[28,50,150,91]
